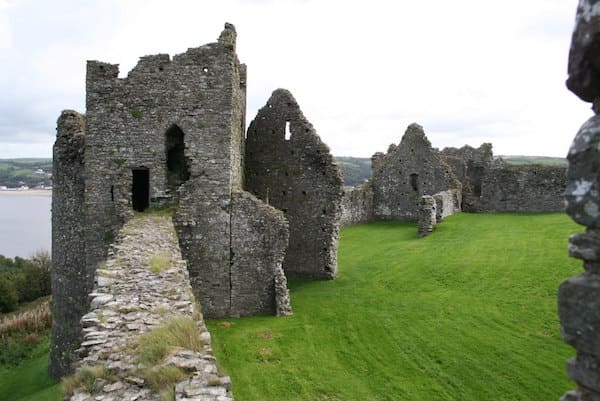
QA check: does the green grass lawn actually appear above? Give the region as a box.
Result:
[0,338,61,401]
[207,213,581,401]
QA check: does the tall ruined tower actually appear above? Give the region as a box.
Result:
[50,24,292,378]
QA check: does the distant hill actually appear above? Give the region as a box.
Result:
[0,158,52,188]
[2,156,375,188]
[0,155,566,189]
[499,155,567,167]
[334,156,372,187]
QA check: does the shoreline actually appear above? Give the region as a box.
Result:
[0,189,51,196]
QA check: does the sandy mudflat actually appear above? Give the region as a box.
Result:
[0,189,51,196]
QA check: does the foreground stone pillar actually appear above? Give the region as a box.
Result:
[559,2,600,400]
[417,195,436,238]
[559,115,600,401]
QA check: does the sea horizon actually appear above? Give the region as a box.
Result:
[0,192,51,259]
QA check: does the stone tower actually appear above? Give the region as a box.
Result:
[50,23,293,378]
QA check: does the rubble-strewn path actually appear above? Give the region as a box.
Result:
[67,212,233,401]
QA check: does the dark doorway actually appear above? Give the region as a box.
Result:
[165,125,190,190]
[472,166,485,197]
[132,168,149,212]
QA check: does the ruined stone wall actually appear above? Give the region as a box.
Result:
[559,3,600,400]
[440,144,492,212]
[432,189,462,221]
[49,110,87,378]
[66,213,233,401]
[477,165,566,212]
[340,184,374,227]
[371,123,461,221]
[245,89,343,279]
[230,191,291,316]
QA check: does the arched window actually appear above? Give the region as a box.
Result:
[165,124,190,190]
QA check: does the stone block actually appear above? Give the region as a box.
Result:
[570,230,600,262]
[566,115,600,227]
[559,274,600,357]
[568,354,600,393]
[567,0,600,103]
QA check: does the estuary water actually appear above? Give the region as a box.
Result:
[0,192,51,258]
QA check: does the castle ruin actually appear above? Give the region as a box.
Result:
[341,123,567,231]
[50,23,342,379]
[48,16,580,401]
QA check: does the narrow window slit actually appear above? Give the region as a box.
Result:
[285,121,291,141]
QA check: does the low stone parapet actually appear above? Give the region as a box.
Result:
[64,212,233,401]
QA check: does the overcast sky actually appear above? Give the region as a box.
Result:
[0,0,592,159]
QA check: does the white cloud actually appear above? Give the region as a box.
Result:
[0,0,592,159]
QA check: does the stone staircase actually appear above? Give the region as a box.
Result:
[66,212,233,401]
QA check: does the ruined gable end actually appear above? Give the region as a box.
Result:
[372,123,461,221]
[245,89,344,279]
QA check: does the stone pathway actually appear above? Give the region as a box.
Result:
[67,213,233,401]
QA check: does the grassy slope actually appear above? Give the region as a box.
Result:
[0,338,61,401]
[207,213,581,401]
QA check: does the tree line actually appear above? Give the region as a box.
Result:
[0,251,51,313]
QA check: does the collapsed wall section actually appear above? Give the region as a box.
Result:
[230,191,291,316]
[440,144,493,212]
[340,185,374,227]
[371,123,461,221]
[49,110,87,379]
[477,165,566,212]
[432,189,462,221]
[245,89,343,279]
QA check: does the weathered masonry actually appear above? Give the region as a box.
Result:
[558,2,600,400]
[51,23,344,379]
[371,123,461,221]
[341,124,567,230]
[245,89,343,279]
[64,213,234,401]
